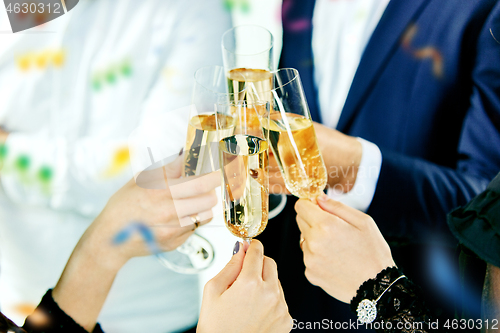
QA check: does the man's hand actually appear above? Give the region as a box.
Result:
[313,122,362,193]
[268,122,362,195]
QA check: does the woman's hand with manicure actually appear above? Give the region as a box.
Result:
[198,240,292,333]
[51,154,220,331]
[295,194,396,303]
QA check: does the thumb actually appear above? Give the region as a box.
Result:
[206,241,245,296]
[163,152,184,179]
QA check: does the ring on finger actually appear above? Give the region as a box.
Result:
[191,215,201,230]
[299,236,305,250]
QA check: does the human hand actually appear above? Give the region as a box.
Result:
[80,154,220,269]
[198,240,292,333]
[52,154,220,331]
[313,122,362,193]
[267,122,362,195]
[295,195,395,303]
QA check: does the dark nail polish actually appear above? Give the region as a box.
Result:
[178,148,184,156]
[233,241,240,255]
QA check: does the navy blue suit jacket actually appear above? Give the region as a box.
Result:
[330,0,500,242]
[263,0,500,329]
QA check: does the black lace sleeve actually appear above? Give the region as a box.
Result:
[22,289,104,333]
[350,267,446,333]
[0,311,26,333]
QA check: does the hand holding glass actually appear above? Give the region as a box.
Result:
[156,66,242,274]
[264,68,327,199]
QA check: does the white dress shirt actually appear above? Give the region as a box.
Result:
[312,0,389,211]
[234,0,389,212]
[0,1,230,332]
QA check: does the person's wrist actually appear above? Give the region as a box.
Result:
[52,232,124,308]
[77,239,126,275]
[52,220,125,332]
[350,266,402,320]
[77,221,129,273]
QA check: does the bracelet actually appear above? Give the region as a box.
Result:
[355,272,407,324]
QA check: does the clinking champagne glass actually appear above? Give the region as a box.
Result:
[217,100,270,243]
[183,66,241,177]
[156,66,244,274]
[263,68,327,199]
[222,24,286,218]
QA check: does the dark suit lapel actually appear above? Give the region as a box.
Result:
[337,0,432,132]
[280,0,320,122]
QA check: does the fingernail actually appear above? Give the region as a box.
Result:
[178,148,184,156]
[233,241,240,255]
[318,193,328,202]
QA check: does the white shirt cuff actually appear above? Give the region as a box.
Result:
[326,137,382,212]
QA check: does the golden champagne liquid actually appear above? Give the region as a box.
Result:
[263,113,327,198]
[227,68,273,105]
[183,113,235,176]
[219,134,269,239]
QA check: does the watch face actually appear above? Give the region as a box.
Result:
[357,299,377,324]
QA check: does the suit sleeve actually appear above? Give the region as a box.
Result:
[367,2,500,242]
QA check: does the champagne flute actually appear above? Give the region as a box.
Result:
[182,66,241,177]
[263,68,327,199]
[222,25,286,218]
[217,100,270,243]
[156,66,244,274]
